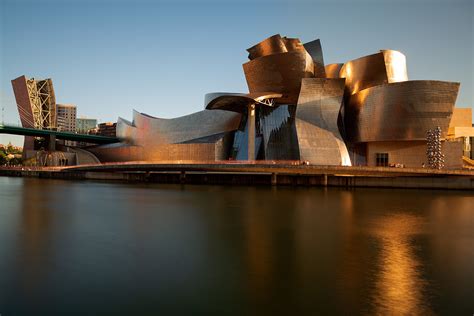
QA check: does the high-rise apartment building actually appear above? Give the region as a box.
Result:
[56,104,77,132]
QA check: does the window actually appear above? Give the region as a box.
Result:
[375,153,389,167]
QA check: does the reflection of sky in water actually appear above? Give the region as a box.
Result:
[0,178,472,315]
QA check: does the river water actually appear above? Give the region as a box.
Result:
[0,177,472,315]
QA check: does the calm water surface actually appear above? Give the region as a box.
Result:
[0,177,472,315]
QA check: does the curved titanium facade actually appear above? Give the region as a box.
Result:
[303,39,326,78]
[204,92,282,113]
[340,50,408,96]
[119,110,241,145]
[90,109,242,162]
[381,50,408,83]
[246,34,306,60]
[325,63,343,79]
[243,50,314,104]
[295,78,351,165]
[344,80,460,143]
[247,34,288,60]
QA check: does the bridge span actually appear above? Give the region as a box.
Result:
[0,124,120,144]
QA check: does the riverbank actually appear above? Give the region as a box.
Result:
[1,162,474,190]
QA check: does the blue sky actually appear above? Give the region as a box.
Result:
[1,0,473,146]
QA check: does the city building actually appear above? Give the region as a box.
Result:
[56,104,77,132]
[13,34,471,169]
[56,104,77,147]
[447,108,474,158]
[90,34,464,168]
[76,117,97,134]
[95,122,117,137]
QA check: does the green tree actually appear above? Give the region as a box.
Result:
[0,151,6,165]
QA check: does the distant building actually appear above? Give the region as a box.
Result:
[96,122,116,137]
[57,104,77,147]
[76,118,97,134]
[56,104,77,132]
[447,108,474,159]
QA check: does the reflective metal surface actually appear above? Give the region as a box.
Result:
[204,92,282,113]
[84,37,460,167]
[124,110,240,145]
[91,110,241,162]
[246,34,306,61]
[246,34,289,60]
[344,80,460,143]
[303,39,326,78]
[340,50,408,96]
[325,63,343,79]
[295,78,351,165]
[243,34,315,104]
[243,50,314,104]
[381,50,408,83]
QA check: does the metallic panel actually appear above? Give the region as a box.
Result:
[87,143,144,162]
[344,80,460,143]
[247,34,288,60]
[11,75,35,128]
[381,50,408,83]
[340,50,408,96]
[246,34,306,60]
[325,63,343,79]
[204,92,282,113]
[295,78,351,165]
[101,109,242,162]
[243,50,314,104]
[282,37,303,51]
[117,110,241,146]
[303,39,326,78]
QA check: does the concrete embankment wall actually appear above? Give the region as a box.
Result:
[1,169,473,190]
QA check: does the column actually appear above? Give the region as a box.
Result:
[247,103,255,161]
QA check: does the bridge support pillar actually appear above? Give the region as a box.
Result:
[47,134,56,151]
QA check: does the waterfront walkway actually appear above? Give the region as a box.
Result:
[1,162,474,190]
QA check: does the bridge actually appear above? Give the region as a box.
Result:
[0,124,120,144]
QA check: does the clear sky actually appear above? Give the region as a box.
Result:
[1,0,473,146]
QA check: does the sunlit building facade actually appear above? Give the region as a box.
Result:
[14,34,467,168]
[56,104,77,132]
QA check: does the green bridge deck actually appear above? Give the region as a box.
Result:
[0,124,120,144]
